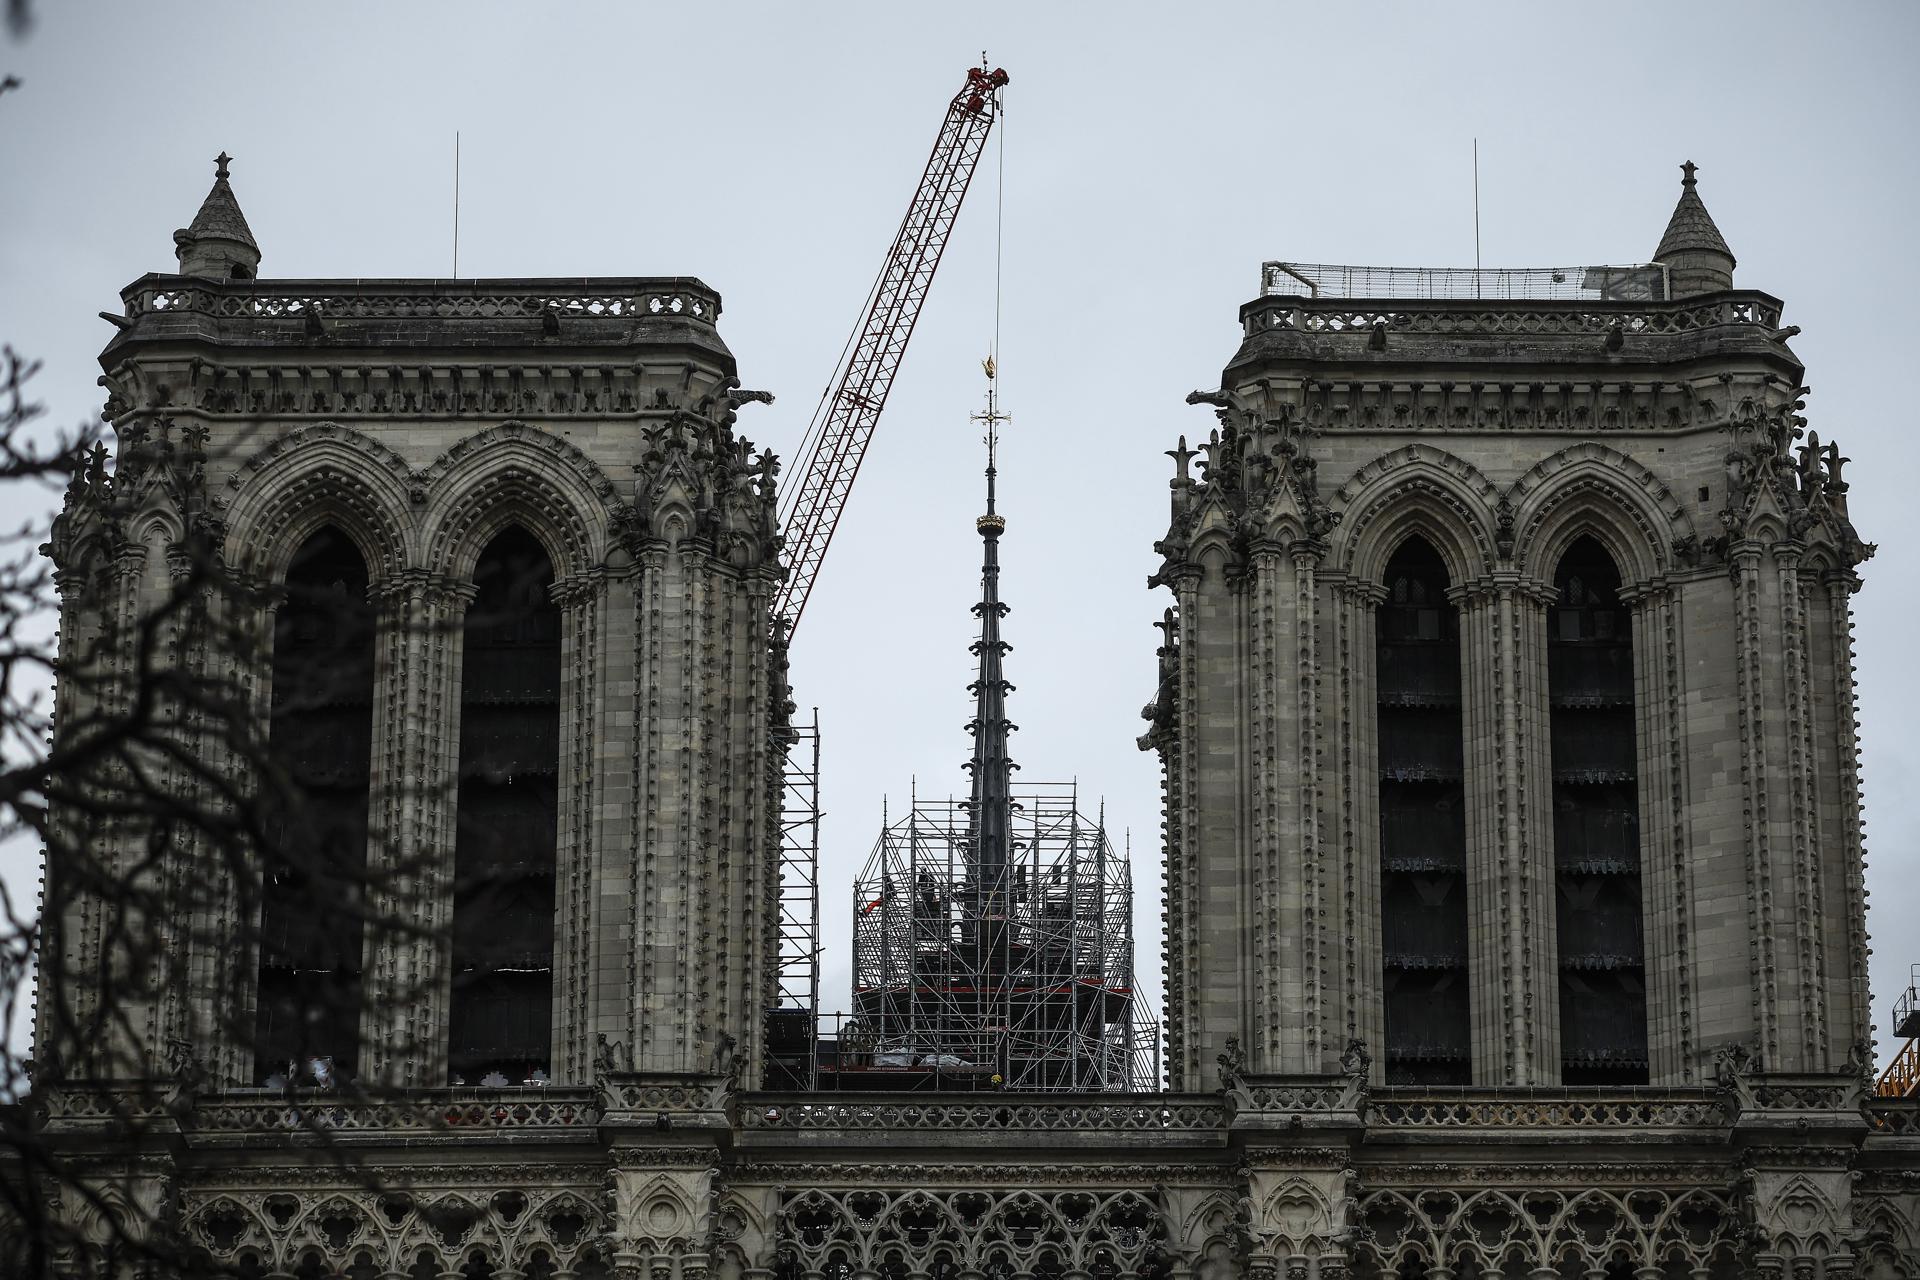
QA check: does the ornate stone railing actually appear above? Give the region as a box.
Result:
[36,1085,172,1128]
[740,1093,1228,1132]
[1233,1081,1355,1112]
[43,1080,1890,1142]
[1364,1088,1728,1129]
[1741,1077,1860,1112]
[1867,1096,1920,1136]
[120,276,722,329]
[1240,291,1783,340]
[188,1088,600,1135]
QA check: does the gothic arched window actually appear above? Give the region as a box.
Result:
[449,526,560,1085]
[256,527,375,1084]
[1374,538,1471,1084]
[1548,535,1648,1084]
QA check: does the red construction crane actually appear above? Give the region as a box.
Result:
[774,62,1010,631]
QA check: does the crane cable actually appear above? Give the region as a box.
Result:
[778,225,895,534]
[992,81,1006,387]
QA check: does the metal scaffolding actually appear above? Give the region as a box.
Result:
[847,783,1149,1091]
[766,712,821,1089]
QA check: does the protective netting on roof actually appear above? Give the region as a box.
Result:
[1263,262,1670,302]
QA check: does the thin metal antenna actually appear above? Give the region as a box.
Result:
[453,131,461,278]
[1472,138,1481,296]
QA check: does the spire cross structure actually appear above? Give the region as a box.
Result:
[969,357,1012,516]
[215,151,232,180]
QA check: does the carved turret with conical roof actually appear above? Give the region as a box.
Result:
[1653,160,1735,297]
[173,151,261,279]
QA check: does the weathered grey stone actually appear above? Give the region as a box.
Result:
[21,158,1915,1280]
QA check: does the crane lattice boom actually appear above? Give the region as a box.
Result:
[774,64,1009,630]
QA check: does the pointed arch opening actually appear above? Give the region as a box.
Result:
[449,526,560,1085]
[1374,537,1471,1084]
[1548,536,1649,1085]
[256,526,375,1084]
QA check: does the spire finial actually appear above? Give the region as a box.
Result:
[215,151,232,181]
[1681,159,1698,188]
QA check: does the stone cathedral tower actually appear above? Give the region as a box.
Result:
[46,157,790,1092]
[1140,164,1907,1275]
[27,157,793,1275]
[16,158,1920,1280]
[1146,164,1875,1093]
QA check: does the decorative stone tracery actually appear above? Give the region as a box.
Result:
[183,1182,606,1278]
[1350,1185,1746,1277]
[779,1187,1174,1280]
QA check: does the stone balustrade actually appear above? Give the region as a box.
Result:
[121,275,722,328]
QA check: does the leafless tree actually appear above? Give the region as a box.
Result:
[0,344,457,1276]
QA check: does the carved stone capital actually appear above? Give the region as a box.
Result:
[1338,579,1389,608]
[1617,578,1673,609]
[550,568,608,608]
[369,568,475,610]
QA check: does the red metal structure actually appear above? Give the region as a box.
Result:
[774,63,1009,630]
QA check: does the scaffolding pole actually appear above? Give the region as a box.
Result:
[768,712,821,1089]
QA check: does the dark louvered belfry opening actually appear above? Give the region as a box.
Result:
[256,527,375,1084]
[1375,539,1471,1084]
[449,527,560,1085]
[1549,536,1649,1085]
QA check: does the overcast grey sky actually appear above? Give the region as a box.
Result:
[4,0,1917,1068]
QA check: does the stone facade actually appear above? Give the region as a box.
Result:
[16,162,1920,1279]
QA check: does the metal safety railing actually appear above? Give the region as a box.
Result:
[1262,261,1670,303]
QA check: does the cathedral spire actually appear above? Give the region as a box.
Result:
[173,150,261,279]
[1653,159,1736,297]
[965,357,1015,881]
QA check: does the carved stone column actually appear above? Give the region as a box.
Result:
[1729,541,1785,1068]
[1774,543,1829,1068]
[623,533,780,1079]
[189,567,274,1088]
[1160,560,1216,1090]
[362,571,473,1087]
[1327,579,1386,1081]
[550,569,607,1085]
[1455,575,1557,1085]
[1291,541,1327,1071]
[1820,566,1872,1058]
[1623,582,1696,1084]
[48,537,169,1081]
[1246,539,1287,1072]
[1243,539,1325,1072]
